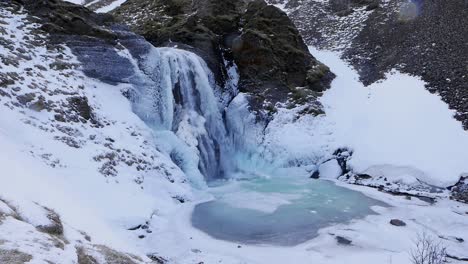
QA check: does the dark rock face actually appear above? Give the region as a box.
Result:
[233,1,334,109]
[16,0,115,39]
[113,0,334,112]
[14,0,152,86]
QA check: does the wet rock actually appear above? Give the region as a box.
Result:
[336,236,352,245]
[389,219,406,227]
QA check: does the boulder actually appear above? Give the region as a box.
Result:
[389,219,406,227]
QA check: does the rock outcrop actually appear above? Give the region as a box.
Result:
[113,0,334,112]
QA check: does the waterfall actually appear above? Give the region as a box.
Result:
[132,47,233,183]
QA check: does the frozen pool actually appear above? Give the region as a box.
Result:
[192,176,386,246]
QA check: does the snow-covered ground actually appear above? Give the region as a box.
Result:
[259,47,468,188]
[140,47,468,264]
[1,2,467,264]
[149,178,468,264]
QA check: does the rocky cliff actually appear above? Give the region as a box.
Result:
[112,0,334,113]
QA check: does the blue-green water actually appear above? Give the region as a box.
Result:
[192,177,386,246]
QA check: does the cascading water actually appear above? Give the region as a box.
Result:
[132,47,234,183]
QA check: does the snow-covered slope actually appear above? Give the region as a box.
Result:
[255,47,468,188]
[0,4,191,262]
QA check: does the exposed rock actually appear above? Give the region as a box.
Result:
[0,249,33,264]
[310,170,320,179]
[36,207,64,236]
[16,0,115,40]
[16,93,36,105]
[336,236,352,245]
[450,176,468,204]
[147,253,167,264]
[113,0,334,112]
[67,96,93,121]
[333,148,352,174]
[389,219,406,227]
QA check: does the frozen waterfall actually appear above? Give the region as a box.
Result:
[132,47,234,183]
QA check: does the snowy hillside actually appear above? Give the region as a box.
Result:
[0,4,191,263]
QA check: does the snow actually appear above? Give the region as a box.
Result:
[0,6,191,262]
[1,3,468,264]
[145,182,468,264]
[319,159,342,179]
[95,0,128,13]
[311,47,468,187]
[258,47,468,187]
[63,0,84,4]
